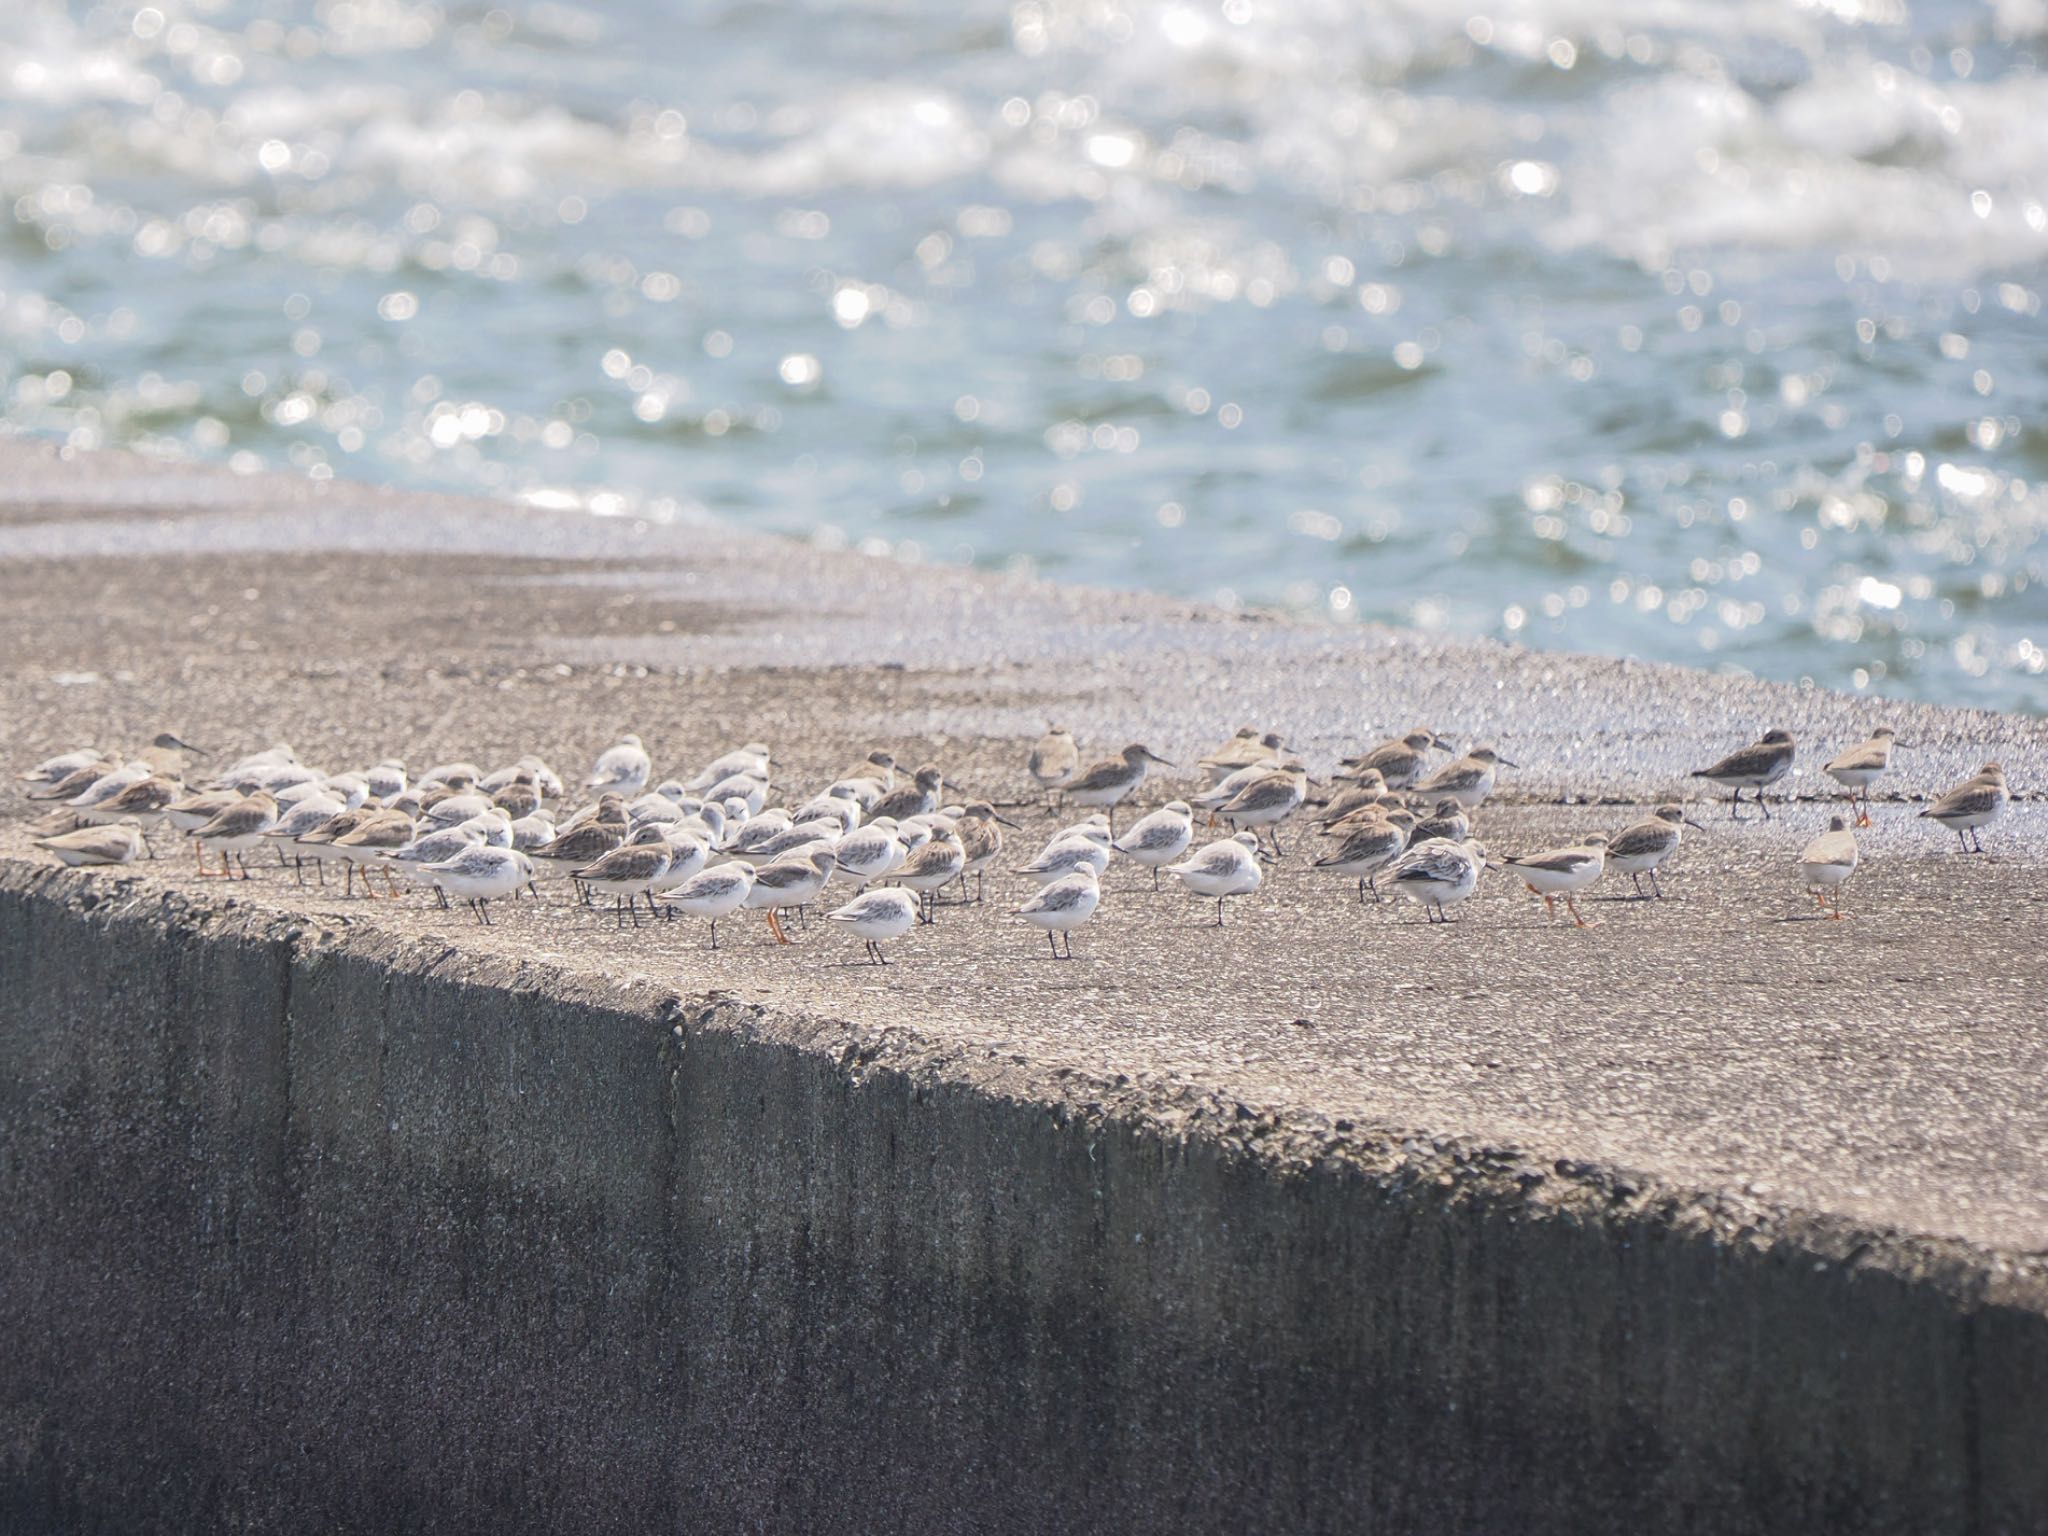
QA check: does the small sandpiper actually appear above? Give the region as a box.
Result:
[1015,864,1101,958]
[585,734,653,797]
[1503,834,1608,926]
[424,846,536,926]
[659,862,756,948]
[1919,762,2007,853]
[1019,830,1113,885]
[955,802,1016,903]
[1824,727,1903,827]
[893,833,966,924]
[1604,804,1704,899]
[191,791,280,880]
[1384,838,1487,923]
[1312,813,1407,902]
[1112,800,1195,889]
[827,887,919,965]
[1028,726,1079,805]
[1164,831,1263,925]
[1197,728,1283,787]
[1059,744,1175,834]
[1343,729,1452,791]
[746,847,838,943]
[869,764,945,824]
[1692,728,1795,820]
[574,823,676,926]
[35,817,144,868]
[1799,815,1859,917]
[1216,759,1309,859]
[1407,797,1470,846]
[833,817,908,887]
[1415,746,1514,810]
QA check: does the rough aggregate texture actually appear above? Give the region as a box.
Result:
[2,440,2046,1532]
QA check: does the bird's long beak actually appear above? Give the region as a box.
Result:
[1433,735,1456,751]
[1498,757,1520,768]
[995,813,1021,829]
[1145,751,1177,767]
[1684,817,1708,833]
[173,737,210,757]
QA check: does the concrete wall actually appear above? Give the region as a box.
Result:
[3,865,2044,1534]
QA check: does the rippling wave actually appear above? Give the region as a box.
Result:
[2,0,2044,706]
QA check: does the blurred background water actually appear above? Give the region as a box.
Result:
[1,0,2045,709]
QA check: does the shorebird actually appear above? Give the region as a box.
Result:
[1343,729,1452,791]
[1312,813,1408,902]
[1315,771,1390,827]
[827,887,919,965]
[1692,728,1795,820]
[833,817,908,888]
[1919,762,2007,853]
[660,862,756,948]
[83,774,183,849]
[574,824,675,926]
[425,846,536,925]
[328,808,416,897]
[1799,815,1859,917]
[35,817,144,868]
[1503,834,1609,926]
[585,734,653,796]
[1197,728,1283,787]
[17,746,103,787]
[191,791,280,880]
[1216,760,1309,858]
[1604,804,1704,898]
[955,802,1016,902]
[365,760,408,803]
[1016,864,1101,958]
[25,758,116,804]
[1385,838,1487,923]
[1415,746,1515,810]
[1164,831,1263,925]
[1028,726,1079,805]
[1407,797,1470,846]
[869,764,945,824]
[481,756,564,799]
[746,847,838,943]
[895,834,966,924]
[1060,744,1175,834]
[1824,727,1903,827]
[688,742,770,791]
[262,793,347,883]
[1019,831,1113,885]
[1112,800,1194,888]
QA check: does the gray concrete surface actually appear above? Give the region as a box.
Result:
[2,438,2047,1531]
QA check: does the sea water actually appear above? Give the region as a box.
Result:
[0,0,2043,708]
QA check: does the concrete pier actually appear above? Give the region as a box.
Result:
[2,440,2045,1531]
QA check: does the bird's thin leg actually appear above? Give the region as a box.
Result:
[1357,877,1367,903]
[1567,893,1590,928]
[709,920,719,951]
[235,851,251,880]
[1045,929,1058,959]
[1972,827,1985,854]
[383,867,402,898]
[1758,790,1772,821]
[1727,789,1742,821]
[1650,868,1663,899]
[1368,874,1381,904]
[1216,896,1226,927]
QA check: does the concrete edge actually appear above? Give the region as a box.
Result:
[10,852,2042,1306]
